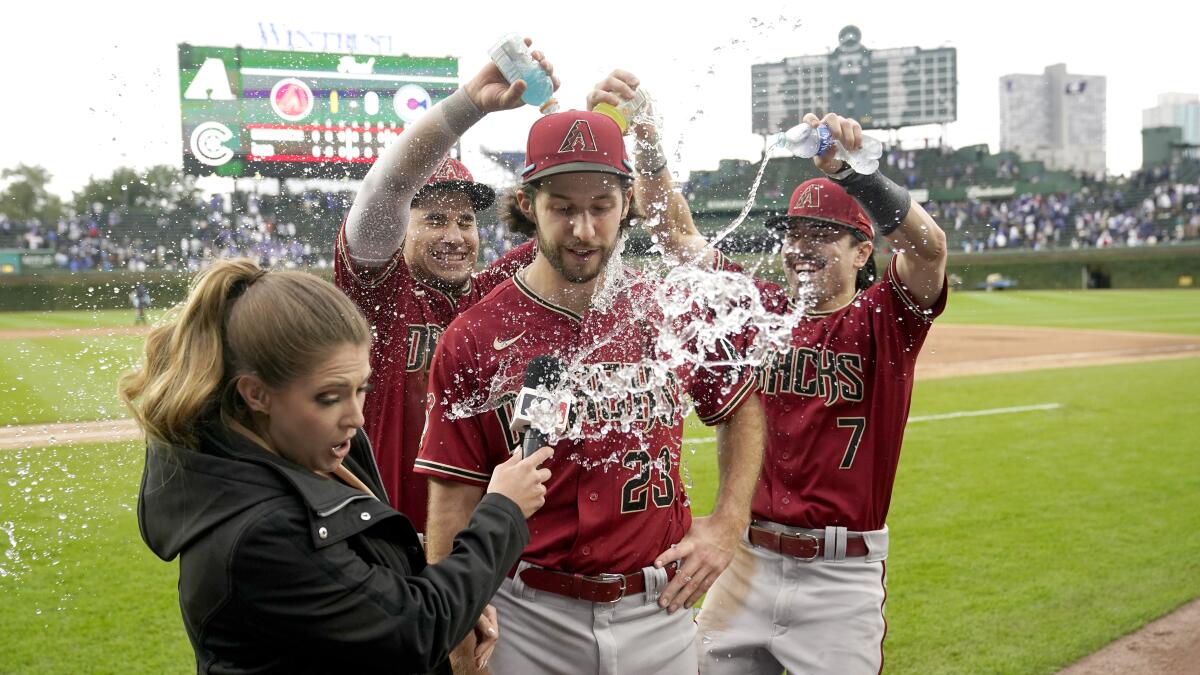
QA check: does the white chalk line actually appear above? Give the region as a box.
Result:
[681,402,1063,446]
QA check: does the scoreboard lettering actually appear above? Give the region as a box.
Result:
[178,44,457,179]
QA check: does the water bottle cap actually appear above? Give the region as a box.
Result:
[816,125,835,156]
[489,33,524,61]
[592,102,629,133]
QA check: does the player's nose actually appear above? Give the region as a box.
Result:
[440,225,466,246]
[570,213,597,242]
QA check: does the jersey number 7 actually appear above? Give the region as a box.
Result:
[837,417,867,469]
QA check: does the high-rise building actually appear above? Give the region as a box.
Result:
[998,64,1106,175]
[1143,93,1200,145]
[751,25,956,135]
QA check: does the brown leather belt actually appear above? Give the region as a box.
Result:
[749,523,869,561]
[508,564,677,603]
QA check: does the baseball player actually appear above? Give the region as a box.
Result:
[335,40,557,532]
[416,106,766,674]
[626,87,948,672]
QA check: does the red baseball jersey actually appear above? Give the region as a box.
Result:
[334,227,535,530]
[734,256,947,532]
[415,273,758,575]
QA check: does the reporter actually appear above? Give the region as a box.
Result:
[121,259,551,674]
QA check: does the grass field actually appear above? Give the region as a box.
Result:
[2,291,1197,335]
[3,290,1198,428]
[0,309,164,426]
[3,359,1197,673]
[2,291,1199,673]
[0,336,144,425]
[0,442,189,672]
[0,309,167,331]
[936,289,1200,335]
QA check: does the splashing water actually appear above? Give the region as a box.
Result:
[1,520,18,578]
[589,232,630,313]
[785,272,819,318]
[705,155,774,250]
[654,265,800,370]
[439,20,827,472]
[439,137,811,471]
[441,254,806,468]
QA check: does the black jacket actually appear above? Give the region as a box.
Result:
[138,419,527,674]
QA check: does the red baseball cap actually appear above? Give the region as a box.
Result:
[414,157,495,210]
[765,177,875,241]
[520,110,634,183]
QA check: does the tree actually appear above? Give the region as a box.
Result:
[72,165,200,216]
[0,164,66,224]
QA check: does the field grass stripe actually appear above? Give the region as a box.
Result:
[680,403,1063,446]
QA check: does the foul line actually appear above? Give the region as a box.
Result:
[908,402,1061,423]
[681,403,1062,446]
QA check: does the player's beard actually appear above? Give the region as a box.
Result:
[537,231,617,285]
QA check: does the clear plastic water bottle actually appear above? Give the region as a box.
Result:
[833,133,883,174]
[769,123,883,174]
[768,123,828,159]
[592,87,654,134]
[489,34,558,114]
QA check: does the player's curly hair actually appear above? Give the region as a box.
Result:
[499,176,643,237]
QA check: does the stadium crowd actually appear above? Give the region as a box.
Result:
[929,179,1200,251]
[3,159,1198,271]
[0,189,353,272]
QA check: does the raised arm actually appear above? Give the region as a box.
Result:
[586,70,710,264]
[880,199,947,308]
[806,112,948,308]
[345,40,557,264]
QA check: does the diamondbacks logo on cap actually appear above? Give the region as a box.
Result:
[430,160,460,182]
[558,119,598,153]
[794,183,821,210]
[426,157,476,187]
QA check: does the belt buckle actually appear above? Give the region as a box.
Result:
[590,573,628,603]
[786,532,821,562]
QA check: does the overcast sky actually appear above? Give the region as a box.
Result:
[2,0,1196,198]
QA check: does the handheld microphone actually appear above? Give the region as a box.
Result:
[510,356,565,458]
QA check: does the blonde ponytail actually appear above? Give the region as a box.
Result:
[119,259,369,447]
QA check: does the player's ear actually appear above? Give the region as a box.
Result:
[515,187,537,223]
[854,239,874,269]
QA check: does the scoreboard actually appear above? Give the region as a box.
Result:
[178,44,458,179]
[751,25,957,135]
